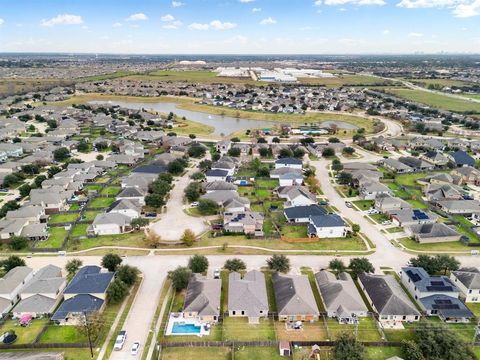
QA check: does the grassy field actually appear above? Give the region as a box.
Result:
[35,227,68,248]
[398,237,469,252]
[234,347,284,360]
[124,70,258,85]
[48,213,79,224]
[409,78,474,88]
[0,78,67,97]
[160,347,231,360]
[0,319,48,344]
[299,74,392,87]
[70,224,89,237]
[223,317,276,341]
[385,88,480,113]
[38,325,88,343]
[88,197,115,208]
[66,231,146,251]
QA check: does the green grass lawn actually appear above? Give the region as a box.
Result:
[36,227,68,248]
[84,184,102,192]
[398,237,468,251]
[281,225,308,238]
[386,88,480,113]
[95,176,111,183]
[48,213,79,224]
[237,186,255,197]
[365,347,403,360]
[38,325,88,343]
[83,210,101,222]
[395,173,426,187]
[0,319,48,344]
[256,179,279,189]
[406,199,428,209]
[467,302,480,317]
[353,200,374,210]
[387,227,404,233]
[88,197,115,208]
[66,231,147,251]
[326,317,382,342]
[223,317,276,341]
[234,347,284,360]
[71,224,89,237]
[100,186,121,196]
[68,203,81,211]
[262,271,277,313]
[255,189,270,199]
[369,214,390,224]
[160,347,231,360]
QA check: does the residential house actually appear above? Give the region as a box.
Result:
[421,151,449,167]
[90,213,132,235]
[116,187,146,206]
[450,268,480,303]
[388,209,438,227]
[183,274,221,324]
[308,214,347,238]
[359,181,391,200]
[228,270,268,324]
[315,270,368,324]
[0,143,23,157]
[406,223,461,244]
[223,211,264,236]
[13,265,66,318]
[270,167,302,179]
[375,195,412,213]
[0,267,34,316]
[272,273,319,322]
[206,169,230,183]
[215,140,232,155]
[358,272,420,324]
[278,186,317,208]
[284,205,327,223]
[449,150,475,167]
[275,157,302,170]
[52,266,114,325]
[107,199,141,219]
[382,159,413,174]
[400,267,472,323]
[203,181,237,193]
[28,188,71,214]
[437,200,480,215]
[451,166,480,185]
[424,183,463,202]
[398,157,435,172]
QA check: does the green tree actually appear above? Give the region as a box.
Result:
[77,140,90,152]
[181,229,196,246]
[329,259,346,274]
[227,147,241,157]
[197,199,219,215]
[8,236,29,251]
[65,258,83,277]
[185,182,201,202]
[188,144,206,158]
[116,265,139,287]
[199,160,212,171]
[349,258,374,277]
[130,217,149,229]
[258,147,269,157]
[279,148,294,158]
[338,171,353,185]
[47,166,62,178]
[145,194,165,208]
[267,255,290,273]
[107,279,129,304]
[230,137,240,143]
[158,172,173,184]
[53,147,70,162]
[188,255,209,273]
[332,333,365,360]
[18,184,32,198]
[256,167,270,177]
[332,159,343,172]
[401,340,424,360]
[167,159,186,175]
[34,175,47,188]
[409,255,440,275]
[322,147,335,157]
[0,200,20,218]
[77,311,104,342]
[435,254,460,275]
[0,256,26,272]
[101,253,122,272]
[96,154,104,161]
[224,258,246,272]
[343,147,355,155]
[149,179,171,196]
[352,224,360,234]
[168,266,192,290]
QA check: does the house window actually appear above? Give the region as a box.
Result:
[469,290,472,294]
[241,311,245,315]
[232,311,236,315]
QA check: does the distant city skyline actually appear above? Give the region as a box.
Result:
[1,0,479,54]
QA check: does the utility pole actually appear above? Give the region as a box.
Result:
[83,311,94,359]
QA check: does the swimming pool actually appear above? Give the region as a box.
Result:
[171,323,202,334]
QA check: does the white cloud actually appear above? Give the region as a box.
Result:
[126,13,148,21]
[408,32,424,37]
[397,0,457,7]
[172,1,184,7]
[453,0,480,17]
[40,14,83,27]
[260,17,276,25]
[113,22,122,27]
[314,0,323,5]
[324,0,386,5]
[188,22,209,30]
[163,20,183,29]
[252,7,262,11]
[210,20,237,30]
[383,29,390,34]
[239,0,255,2]
[0,18,4,26]
[161,14,175,22]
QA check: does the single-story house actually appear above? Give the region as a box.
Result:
[388,209,437,227]
[91,213,132,236]
[406,223,461,244]
[359,181,391,200]
[183,274,221,324]
[275,157,302,170]
[0,266,34,316]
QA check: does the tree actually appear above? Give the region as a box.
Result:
[199,160,212,171]
[101,253,122,272]
[227,147,241,157]
[77,311,104,342]
[329,259,346,273]
[409,255,440,275]
[401,340,424,360]
[131,217,149,229]
[331,159,343,172]
[96,154,104,161]
[293,148,305,158]
[34,175,47,188]
[116,265,139,286]
[48,166,62,178]
[188,144,206,158]
[256,166,270,177]
[435,254,460,275]
[185,182,201,202]
[107,279,129,304]
[279,148,294,158]
[167,159,186,175]
[190,171,205,181]
[158,172,173,184]
[150,179,171,197]
[188,255,209,273]
[65,258,83,277]
[0,200,20,218]
[197,199,219,215]
[53,147,70,162]
[272,137,281,143]
[258,147,269,157]
[0,256,26,273]
[230,137,240,143]
[267,255,290,273]
[322,147,335,157]
[332,333,365,360]
[224,258,246,272]
[349,257,374,277]
[8,236,28,250]
[144,230,161,248]
[352,224,360,234]
[343,147,355,155]
[169,266,192,290]
[337,171,353,185]
[77,140,89,152]
[181,229,196,246]
[328,137,340,143]
[145,194,165,208]
[300,137,314,146]
[18,184,32,198]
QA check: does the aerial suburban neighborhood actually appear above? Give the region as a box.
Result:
[1,1,480,359]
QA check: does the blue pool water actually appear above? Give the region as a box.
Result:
[171,323,201,334]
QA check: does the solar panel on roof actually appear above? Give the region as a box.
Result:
[432,304,460,310]
[406,270,422,282]
[426,286,454,292]
[431,281,445,286]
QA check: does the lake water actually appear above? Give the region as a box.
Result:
[89,100,358,135]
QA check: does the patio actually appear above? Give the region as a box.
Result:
[165,313,211,337]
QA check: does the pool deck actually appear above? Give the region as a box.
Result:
[165,313,211,337]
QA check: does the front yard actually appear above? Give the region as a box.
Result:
[352,200,374,210]
[398,237,470,251]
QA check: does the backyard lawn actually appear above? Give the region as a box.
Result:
[394,173,426,187]
[256,179,279,189]
[255,189,270,199]
[36,227,68,248]
[281,225,308,238]
[326,317,382,342]
[223,317,276,341]
[83,210,101,222]
[406,199,428,209]
[39,325,88,343]
[48,213,79,224]
[160,347,231,360]
[365,347,403,360]
[275,321,328,341]
[71,224,89,237]
[0,319,48,344]
[234,347,284,360]
[84,184,102,192]
[88,197,115,208]
[100,186,121,196]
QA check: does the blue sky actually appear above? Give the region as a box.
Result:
[0,0,479,54]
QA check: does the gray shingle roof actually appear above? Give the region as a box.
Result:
[51,294,104,321]
[183,274,221,317]
[452,269,480,289]
[64,266,114,295]
[310,214,345,228]
[228,270,268,317]
[13,294,56,314]
[272,273,319,317]
[284,205,327,221]
[0,266,33,295]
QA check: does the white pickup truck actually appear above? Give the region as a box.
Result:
[114,330,127,351]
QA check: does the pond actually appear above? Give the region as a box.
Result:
[89,100,275,136]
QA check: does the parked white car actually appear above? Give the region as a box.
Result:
[382,220,392,226]
[131,342,140,355]
[114,330,127,351]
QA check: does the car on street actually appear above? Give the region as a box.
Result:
[131,342,140,355]
[345,201,353,208]
[190,202,199,207]
[0,188,8,192]
[114,330,127,351]
[213,269,221,279]
[381,220,392,226]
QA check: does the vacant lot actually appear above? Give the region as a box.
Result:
[299,74,392,87]
[386,88,480,113]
